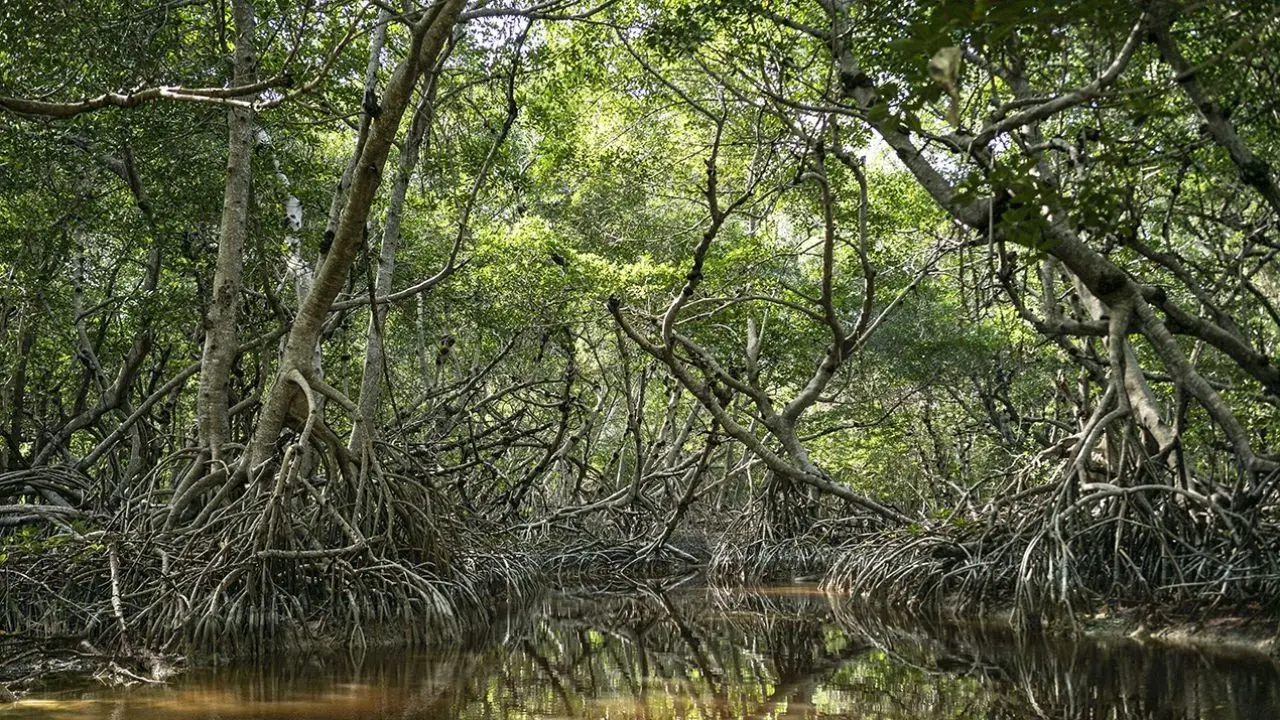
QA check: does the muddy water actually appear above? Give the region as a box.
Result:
[6,584,1280,719]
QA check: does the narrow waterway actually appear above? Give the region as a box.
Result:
[6,584,1279,718]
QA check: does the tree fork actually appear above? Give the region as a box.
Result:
[239,0,467,485]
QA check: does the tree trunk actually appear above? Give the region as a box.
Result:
[322,8,392,255]
[2,316,34,469]
[196,0,257,460]
[349,73,438,456]
[241,0,466,481]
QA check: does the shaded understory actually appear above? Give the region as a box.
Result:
[5,472,1280,681]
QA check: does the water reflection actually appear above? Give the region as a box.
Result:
[7,583,1279,719]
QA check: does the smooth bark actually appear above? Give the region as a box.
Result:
[241,0,467,481]
[196,0,258,459]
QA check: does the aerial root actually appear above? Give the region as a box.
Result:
[821,478,1280,624]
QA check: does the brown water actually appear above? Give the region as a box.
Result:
[5,584,1280,719]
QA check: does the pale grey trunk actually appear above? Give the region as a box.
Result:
[272,137,308,303]
[243,0,467,479]
[196,0,257,459]
[349,79,436,455]
[322,8,392,248]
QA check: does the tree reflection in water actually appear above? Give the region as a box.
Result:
[7,583,1279,719]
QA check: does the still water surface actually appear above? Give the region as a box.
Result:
[7,584,1280,719]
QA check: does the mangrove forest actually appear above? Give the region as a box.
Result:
[3,0,1280,712]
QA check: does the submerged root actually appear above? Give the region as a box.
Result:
[824,529,1014,616]
[0,445,543,658]
[540,537,702,584]
[708,535,842,584]
[0,530,482,658]
[822,478,1280,625]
